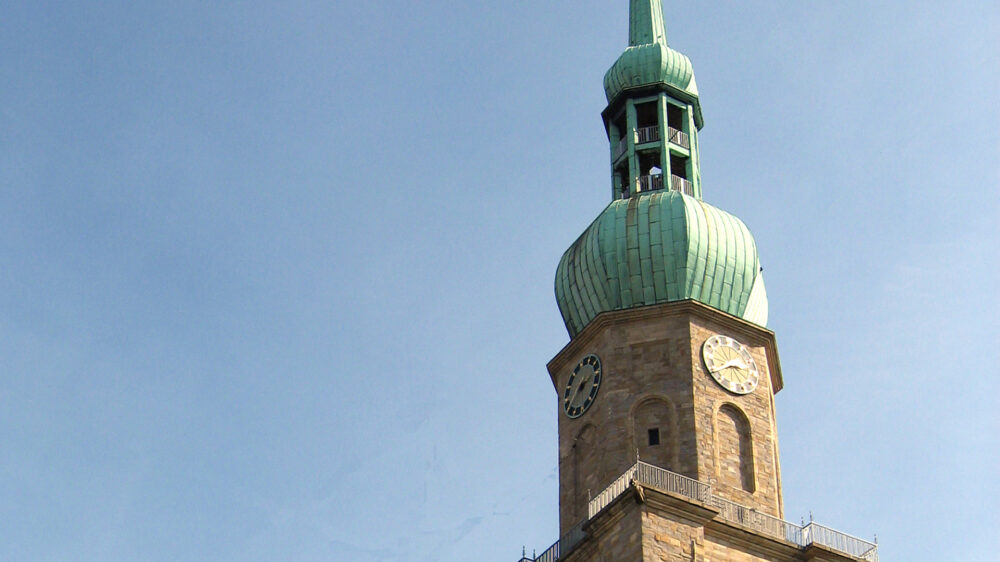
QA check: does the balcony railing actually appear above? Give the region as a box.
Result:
[710,494,804,545]
[519,461,877,562]
[636,125,660,144]
[667,126,690,148]
[532,520,584,562]
[804,522,880,562]
[635,461,711,502]
[637,174,664,192]
[670,174,693,195]
[633,174,692,196]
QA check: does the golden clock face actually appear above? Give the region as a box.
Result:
[702,335,759,395]
[563,354,602,418]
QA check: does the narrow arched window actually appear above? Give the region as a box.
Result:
[716,404,755,493]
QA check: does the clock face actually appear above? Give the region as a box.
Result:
[702,335,759,395]
[563,354,602,418]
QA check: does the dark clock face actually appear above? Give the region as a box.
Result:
[563,354,602,418]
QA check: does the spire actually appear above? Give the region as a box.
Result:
[629,0,667,46]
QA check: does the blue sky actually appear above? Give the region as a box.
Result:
[1,1,997,560]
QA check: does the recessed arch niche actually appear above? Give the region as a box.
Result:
[714,403,756,493]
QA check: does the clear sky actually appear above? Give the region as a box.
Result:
[1,1,997,561]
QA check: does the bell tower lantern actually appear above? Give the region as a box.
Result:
[604,0,704,200]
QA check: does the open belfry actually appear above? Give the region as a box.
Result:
[517,2,878,561]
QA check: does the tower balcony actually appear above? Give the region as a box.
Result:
[636,125,660,144]
[519,461,878,562]
[637,173,664,192]
[634,173,693,196]
[667,126,690,148]
[670,174,693,195]
[613,126,689,161]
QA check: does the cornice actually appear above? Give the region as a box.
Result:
[548,299,783,393]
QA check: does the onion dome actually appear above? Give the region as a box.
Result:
[554,0,767,338]
[555,191,768,338]
[603,0,703,127]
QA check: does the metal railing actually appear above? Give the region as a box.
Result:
[520,461,877,562]
[804,522,879,562]
[636,125,660,144]
[670,174,693,195]
[589,462,710,518]
[635,461,711,503]
[532,520,585,562]
[667,126,690,148]
[533,541,558,562]
[588,464,637,517]
[710,495,803,545]
[613,126,686,160]
[637,174,664,192]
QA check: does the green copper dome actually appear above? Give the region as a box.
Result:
[554,1,767,337]
[604,0,703,127]
[555,191,768,337]
[604,41,697,103]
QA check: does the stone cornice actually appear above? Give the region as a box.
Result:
[548,299,784,393]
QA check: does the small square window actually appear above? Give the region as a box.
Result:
[647,428,660,446]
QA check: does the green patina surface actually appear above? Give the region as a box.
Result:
[604,0,701,124]
[555,0,769,337]
[555,191,765,337]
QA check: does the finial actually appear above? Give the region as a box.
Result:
[629,0,667,46]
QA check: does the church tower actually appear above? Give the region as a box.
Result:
[517,3,878,561]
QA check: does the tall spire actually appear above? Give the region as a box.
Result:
[629,0,667,46]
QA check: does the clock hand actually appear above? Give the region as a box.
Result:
[566,379,582,407]
[566,371,592,407]
[710,357,748,372]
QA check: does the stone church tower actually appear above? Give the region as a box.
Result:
[517,3,878,561]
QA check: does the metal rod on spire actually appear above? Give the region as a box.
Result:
[629,0,667,46]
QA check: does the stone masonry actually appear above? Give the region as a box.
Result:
[559,484,861,562]
[549,300,785,536]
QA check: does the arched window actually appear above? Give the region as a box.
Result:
[716,404,755,493]
[632,396,678,471]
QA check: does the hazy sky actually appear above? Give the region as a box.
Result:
[2,1,998,561]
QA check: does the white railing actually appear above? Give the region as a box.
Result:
[804,522,879,562]
[667,126,690,148]
[532,520,585,562]
[637,174,664,192]
[670,174,693,195]
[636,125,660,144]
[521,461,877,562]
[635,461,712,502]
[588,464,637,517]
[533,541,558,562]
[589,462,710,519]
[710,495,803,545]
